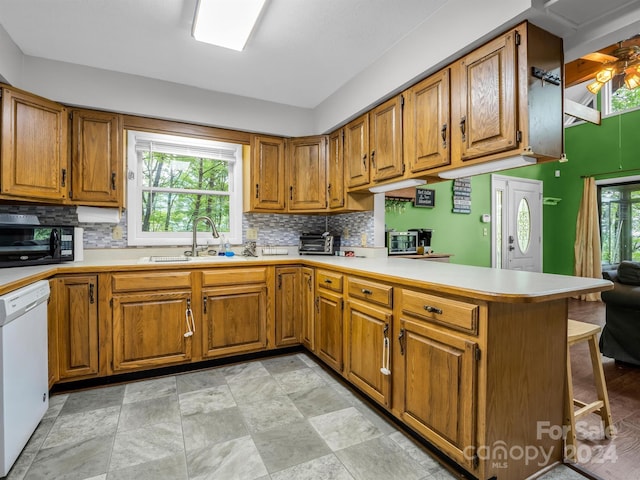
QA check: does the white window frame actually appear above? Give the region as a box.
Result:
[126,130,243,246]
[602,80,640,117]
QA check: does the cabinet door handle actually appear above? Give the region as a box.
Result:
[289,185,293,200]
[184,298,195,338]
[441,123,447,148]
[61,168,67,187]
[203,296,207,314]
[315,296,319,313]
[370,150,376,168]
[89,283,95,304]
[255,183,259,198]
[398,328,405,356]
[111,172,117,190]
[459,116,466,142]
[278,274,282,289]
[362,153,367,168]
[424,305,442,315]
[361,288,373,295]
[381,322,391,376]
[307,276,312,290]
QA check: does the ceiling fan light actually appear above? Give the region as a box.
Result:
[624,71,640,89]
[586,80,604,94]
[595,66,615,83]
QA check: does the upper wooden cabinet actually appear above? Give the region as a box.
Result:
[327,129,345,209]
[0,86,68,201]
[287,135,327,211]
[449,22,563,171]
[403,68,451,173]
[246,134,287,212]
[70,108,123,206]
[345,95,404,191]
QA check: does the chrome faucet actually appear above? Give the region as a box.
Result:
[189,216,220,256]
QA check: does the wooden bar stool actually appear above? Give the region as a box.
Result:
[565,319,614,462]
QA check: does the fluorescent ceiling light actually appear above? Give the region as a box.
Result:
[369,178,426,193]
[437,156,537,179]
[193,0,266,51]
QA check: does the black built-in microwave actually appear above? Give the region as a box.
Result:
[0,223,74,267]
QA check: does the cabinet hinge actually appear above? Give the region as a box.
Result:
[341,299,344,311]
[69,190,73,199]
[515,31,521,46]
[516,130,522,143]
[109,298,113,308]
[400,94,405,107]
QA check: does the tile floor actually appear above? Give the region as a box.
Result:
[6,353,588,480]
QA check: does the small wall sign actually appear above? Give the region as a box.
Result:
[452,177,472,214]
[414,188,435,207]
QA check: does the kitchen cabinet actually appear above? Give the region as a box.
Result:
[0,85,68,201]
[403,68,451,173]
[394,288,479,470]
[110,271,193,372]
[449,22,563,171]
[70,108,123,206]
[345,95,404,191]
[53,275,100,380]
[344,277,393,408]
[287,136,327,211]
[201,267,268,357]
[47,280,59,388]
[245,134,287,212]
[300,267,315,351]
[275,266,300,346]
[315,269,344,373]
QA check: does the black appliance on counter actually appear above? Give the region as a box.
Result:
[409,228,433,248]
[0,214,74,267]
[299,233,340,255]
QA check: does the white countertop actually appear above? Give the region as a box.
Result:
[0,251,612,302]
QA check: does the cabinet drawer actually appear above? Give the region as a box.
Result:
[112,271,192,292]
[348,277,392,308]
[317,269,343,292]
[401,289,478,334]
[202,267,267,286]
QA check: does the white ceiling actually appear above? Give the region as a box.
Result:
[1,0,640,110]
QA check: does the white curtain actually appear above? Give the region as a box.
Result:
[574,177,602,301]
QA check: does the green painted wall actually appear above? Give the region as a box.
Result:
[386,106,640,273]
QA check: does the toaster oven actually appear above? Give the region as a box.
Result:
[299,234,340,255]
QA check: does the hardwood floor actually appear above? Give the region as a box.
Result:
[567,298,640,480]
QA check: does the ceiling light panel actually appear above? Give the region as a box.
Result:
[192,0,266,51]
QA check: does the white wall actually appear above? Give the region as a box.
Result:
[0,23,22,85]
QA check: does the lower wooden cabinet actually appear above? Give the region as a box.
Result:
[345,299,392,407]
[47,280,59,388]
[275,266,300,347]
[395,309,479,469]
[53,275,100,381]
[300,267,315,351]
[315,288,344,373]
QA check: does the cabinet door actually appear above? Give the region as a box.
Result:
[56,275,99,380]
[288,136,327,211]
[397,316,478,467]
[404,69,451,173]
[344,114,369,189]
[202,284,267,357]
[327,129,345,209]
[315,289,344,372]
[112,291,192,371]
[275,267,300,346]
[457,31,518,161]
[345,300,392,407]
[71,109,122,205]
[370,95,404,182]
[1,87,68,200]
[249,135,287,211]
[301,267,315,351]
[47,280,59,388]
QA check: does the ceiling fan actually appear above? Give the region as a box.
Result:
[565,36,640,94]
[584,42,640,93]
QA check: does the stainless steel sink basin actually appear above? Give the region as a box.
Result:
[138,254,251,264]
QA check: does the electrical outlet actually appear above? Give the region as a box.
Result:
[246,228,258,240]
[361,233,367,247]
[483,227,488,237]
[112,226,123,240]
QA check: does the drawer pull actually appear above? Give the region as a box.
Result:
[361,288,373,295]
[424,305,442,314]
[324,278,333,284]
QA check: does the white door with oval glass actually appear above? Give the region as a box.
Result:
[491,175,542,272]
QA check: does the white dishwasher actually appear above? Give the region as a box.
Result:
[0,280,50,477]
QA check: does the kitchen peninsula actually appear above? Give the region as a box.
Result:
[0,254,611,480]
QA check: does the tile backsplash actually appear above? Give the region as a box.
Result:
[0,205,374,249]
